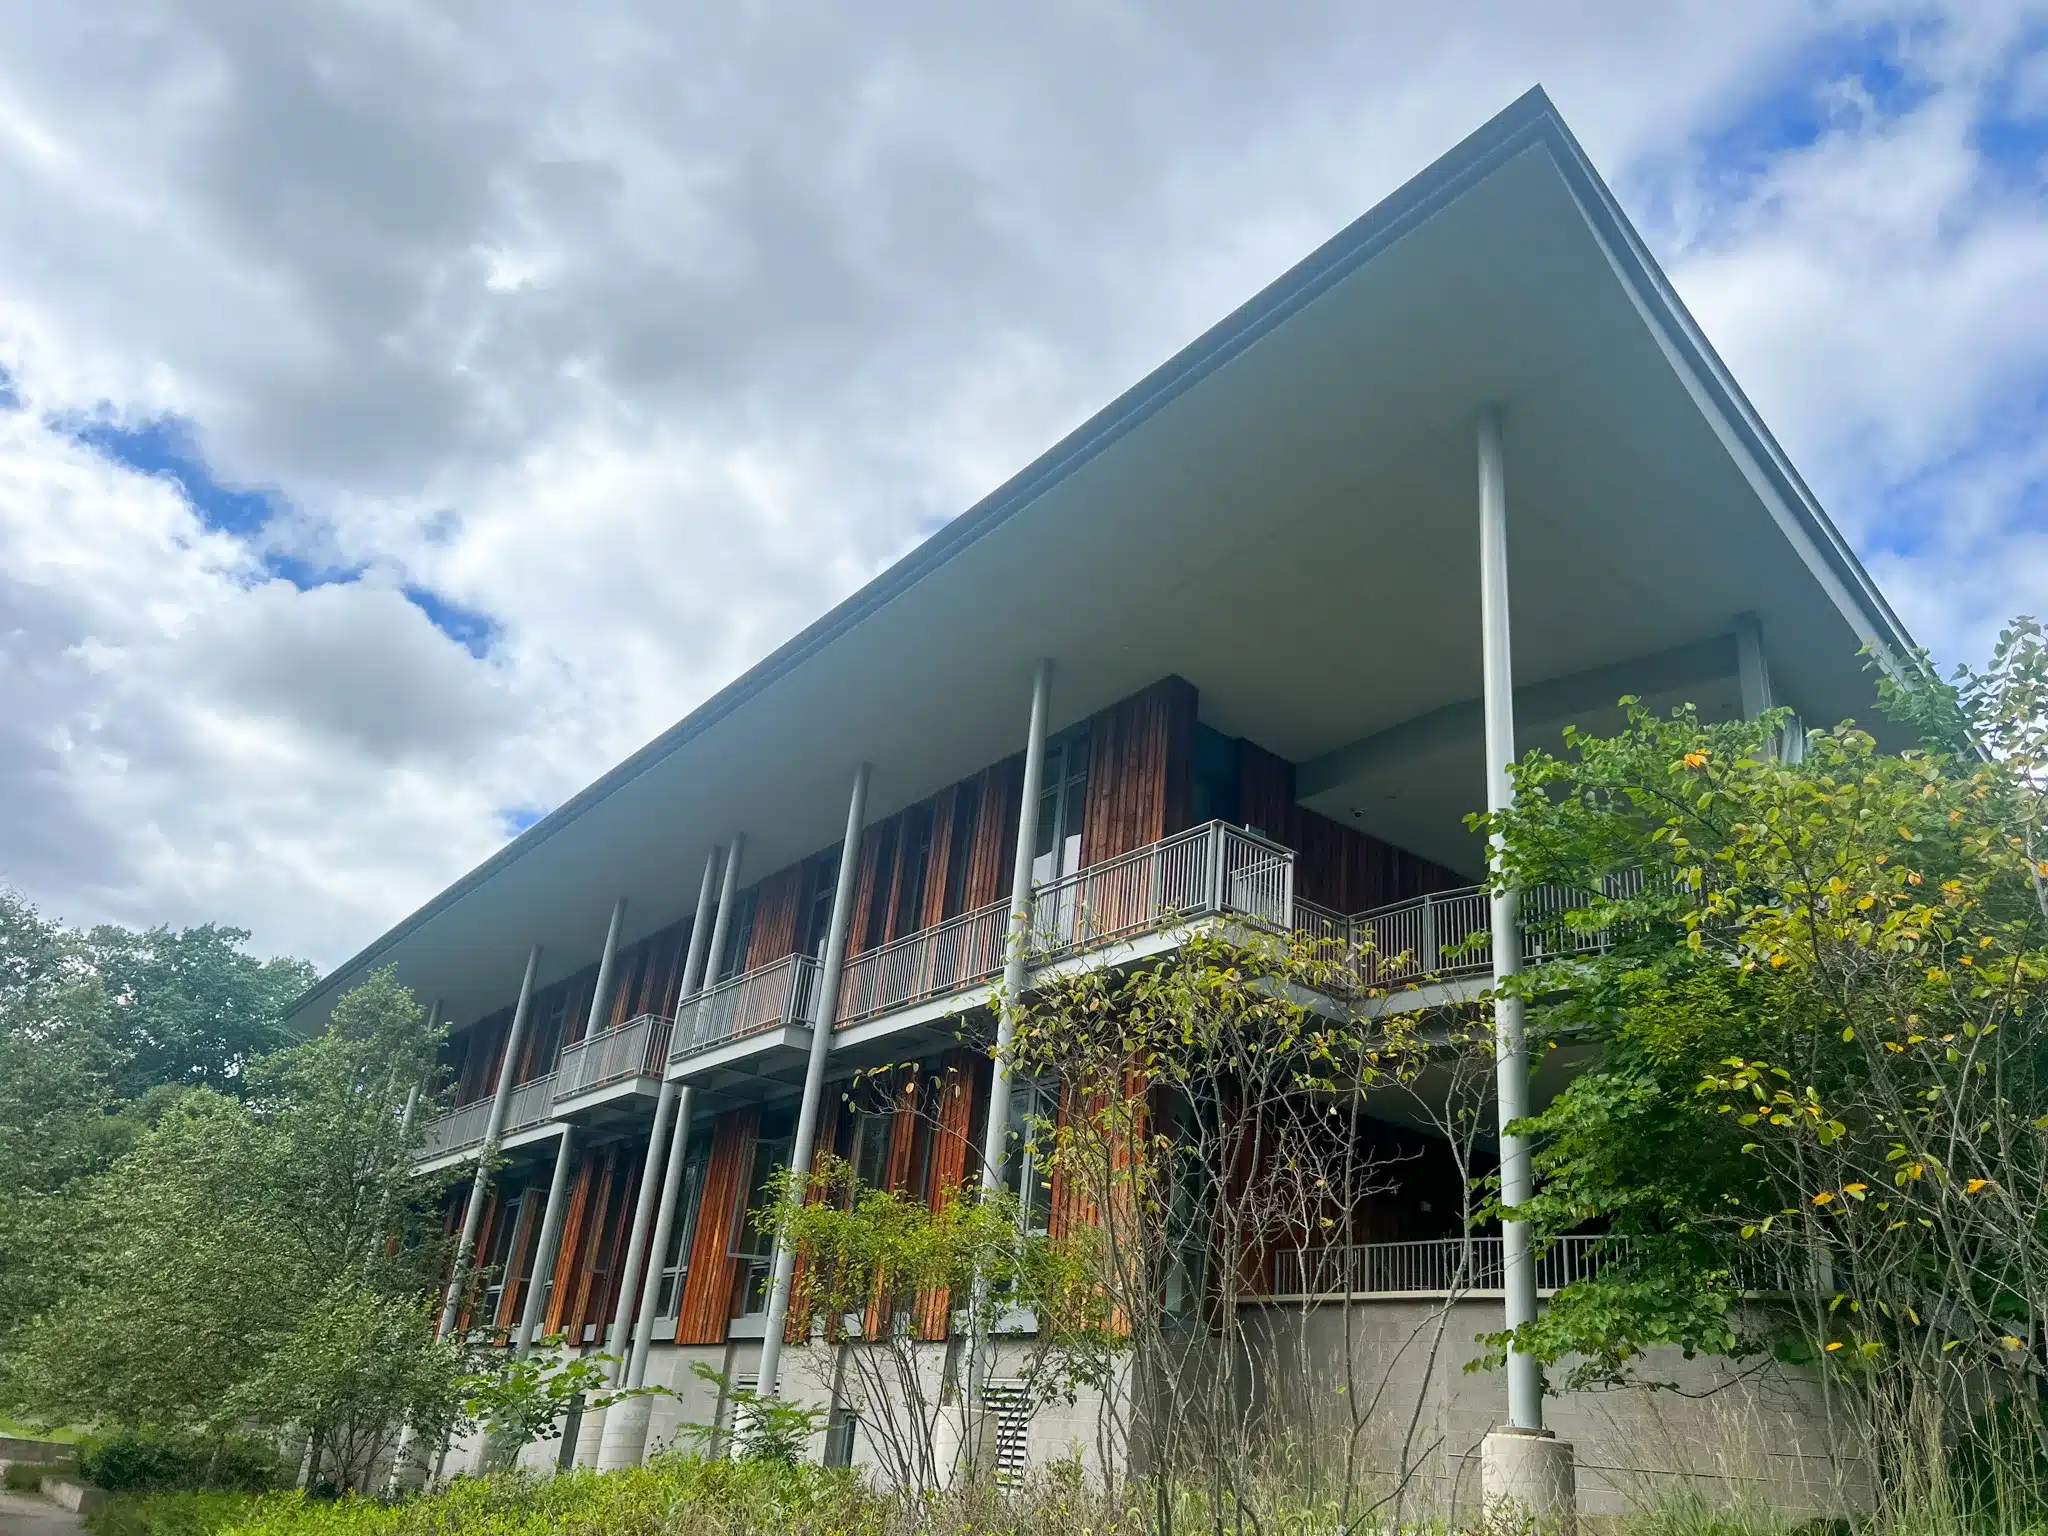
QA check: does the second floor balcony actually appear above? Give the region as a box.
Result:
[415,819,1641,1163]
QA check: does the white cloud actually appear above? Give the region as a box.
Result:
[0,0,2041,966]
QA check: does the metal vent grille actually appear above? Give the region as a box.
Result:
[984,1381,1032,1484]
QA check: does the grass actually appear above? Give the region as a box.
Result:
[79,1456,1134,1536]
[69,1454,2048,1536]
[0,1416,85,1445]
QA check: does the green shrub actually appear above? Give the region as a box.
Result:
[85,1492,268,1536]
[79,1430,280,1494]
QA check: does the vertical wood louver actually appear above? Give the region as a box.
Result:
[912,1049,987,1339]
[674,1109,758,1344]
[1079,676,1197,866]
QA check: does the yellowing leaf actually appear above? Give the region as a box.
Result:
[1812,1190,1836,1206]
[1966,1179,1991,1194]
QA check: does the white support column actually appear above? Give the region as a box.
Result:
[981,658,1053,1191]
[679,846,725,1002]
[1733,611,1774,720]
[703,837,747,991]
[1477,405,1577,1530]
[604,849,726,1466]
[595,1079,680,1469]
[755,761,871,1401]
[1734,611,1802,763]
[513,1126,580,1356]
[627,1085,695,1389]
[588,897,628,1038]
[438,944,541,1339]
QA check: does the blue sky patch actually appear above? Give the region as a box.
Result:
[404,583,501,658]
[501,806,548,836]
[0,366,20,412]
[61,411,277,541]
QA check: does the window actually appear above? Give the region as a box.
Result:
[801,852,841,958]
[893,803,934,940]
[862,824,898,952]
[478,1188,527,1327]
[717,890,757,983]
[1031,733,1090,888]
[654,1133,712,1318]
[850,1107,894,1193]
[999,1078,1058,1236]
[731,1109,796,1318]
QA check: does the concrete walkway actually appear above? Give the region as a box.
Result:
[0,1490,84,1536]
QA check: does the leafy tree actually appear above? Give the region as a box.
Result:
[765,1146,1101,1492]
[1479,617,2048,1522]
[1,967,460,1486]
[87,922,318,1100]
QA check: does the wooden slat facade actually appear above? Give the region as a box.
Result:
[1080,676,1197,865]
[912,1049,987,1339]
[1237,740,1464,910]
[675,1109,758,1344]
[745,866,806,969]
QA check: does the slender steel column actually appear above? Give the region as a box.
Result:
[627,1085,694,1388]
[702,836,746,991]
[756,761,871,1399]
[679,846,724,1002]
[437,944,541,1339]
[622,847,723,1389]
[604,1082,679,1374]
[980,659,1053,1191]
[1733,612,1774,720]
[513,1126,580,1356]
[1479,406,1541,1432]
[588,898,628,1037]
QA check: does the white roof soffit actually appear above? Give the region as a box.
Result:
[291,86,1915,1029]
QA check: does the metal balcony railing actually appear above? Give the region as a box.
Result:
[834,821,1293,1027]
[417,1071,557,1159]
[1297,867,1648,991]
[554,1013,670,1100]
[668,952,819,1063]
[1268,1234,1620,1297]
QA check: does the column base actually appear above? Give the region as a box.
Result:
[571,1404,609,1469]
[596,1395,654,1471]
[1481,1427,1576,1534]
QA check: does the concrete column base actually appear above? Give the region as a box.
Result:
[596,1396,654,1470]
[572,1404,609,1469]
[1481,1427,1576,1534]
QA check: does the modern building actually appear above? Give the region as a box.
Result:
[291,87,1911,1521]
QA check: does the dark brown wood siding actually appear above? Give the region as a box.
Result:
[963,757,1022,909]
[1080,676,1197,865]
[745,866,806,969]
[912,1048,989,1339]
[1236,740,1463,910]
[675,1109,758,1344]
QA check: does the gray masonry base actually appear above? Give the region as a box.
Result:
[429,1300,1864,1526]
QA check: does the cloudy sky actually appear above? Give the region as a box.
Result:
[0,2,2043,970]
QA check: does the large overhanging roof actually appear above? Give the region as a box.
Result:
[290,87,1915,1030]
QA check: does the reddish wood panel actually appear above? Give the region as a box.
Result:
[784,1091,844,1344]
[923,784,962,928]
[495,1180,545,1329]
[912,1049,987,1339]
[561,967,598,1047]
[847,813,894,955]
[559,1147,620,1337]
[583,1146,644,1337]
[745,866,806,969]
[1236,740,1463,910]
[542,1153,598,1336]
[963,757,1022,909]
[1080,677,1197,866]
[675,1109,759,1344]
[454,1012,511,1104]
